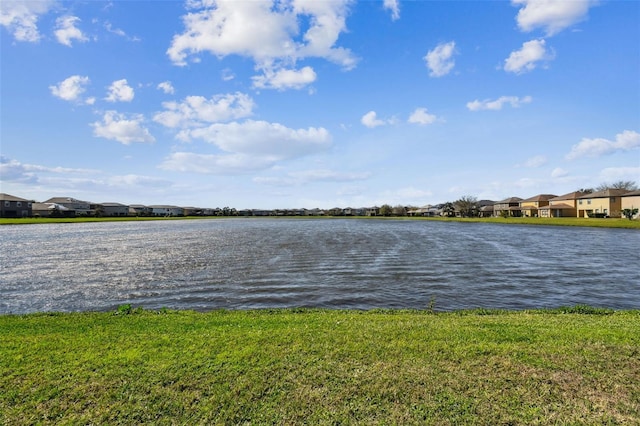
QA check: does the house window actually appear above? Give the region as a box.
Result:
[587,200,591,205]
[17,202,22,207]
[4,201,9,207]
[579,200,583,205]
[610,197,616,202]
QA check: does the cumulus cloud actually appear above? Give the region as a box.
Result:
[92,111,155,145]
[513,0,595,36]
[49,75,91,103]
[504,39,553,74]
[424,41,456,77]
[384,0,400,21]
[105,79,135,102]
[166,0,356,90]
[153,92,255,128]
[54,15,88,46]
[566,130,640,160]
[161,120,331,174]
[408,108,437,125]
[252,66,317,90]
[254,169,371,186]
[467,95,533,111]
[157,81,175,95]
[361,111,387,128]
[520,155,547,168]
[0,156,97,184]
[0,0,53,42]
[598,166,640,182]
[551,167,569,178]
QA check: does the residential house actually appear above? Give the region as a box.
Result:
[148,205,184,216]
[44,197,93,216]
[101,202,130,217]
[0,193,32,218]
[621,190,640,219]
[520,194,556,217]
[129,204,152,216]
[577,189,628,218]
[539,191,588,218]
[366,206,380,216]
[493,197,523,217]
[31,202,74,217]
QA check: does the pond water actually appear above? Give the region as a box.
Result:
[1,219,638,313]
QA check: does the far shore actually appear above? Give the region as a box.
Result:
[1,215,639,229]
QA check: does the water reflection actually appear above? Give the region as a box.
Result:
[1,219,638,313]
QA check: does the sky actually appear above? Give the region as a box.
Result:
[1,0,639,209]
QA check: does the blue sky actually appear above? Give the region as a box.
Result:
[1,0,638,209]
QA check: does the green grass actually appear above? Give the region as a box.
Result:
[1,308,638,424]
[2,215,639,229]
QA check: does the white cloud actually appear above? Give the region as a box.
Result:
[408,108,437,125]
[519,155,547,168]
[54,15,88,47]
[105,79,135,102]
[504,39,553,74]
[566,130,640,160]
[254,169,371,186]
[154,92,255,128]
[92,111,155,145]
[598,167,640,182]
[424,41,456,77]
[551,167,569,178]
[49,75,91,102]
[384,0,400,21]
[252,66,317,90]
[0,0,53,42]
[513,0,595,36]
[166,0,356,89]
[157,81,175,95]
[161,120,331,174]
[0,156,98,184]
[361,111,387,128]
[467,95,532,111]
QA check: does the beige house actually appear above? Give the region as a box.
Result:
[577,189,628,218]
[520,194,556,217]
[539,191,589,218]
[621,190,640,219]
[493,197,522,217]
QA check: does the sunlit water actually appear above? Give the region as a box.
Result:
[1,219,638,313]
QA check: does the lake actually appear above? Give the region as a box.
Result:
[1,219,638,313]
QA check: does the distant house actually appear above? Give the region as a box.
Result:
[620,190,640,219]
[577,189,628,218]
[44,197,93,216]
[539,191,588,218]
[129,204,152,216]
[148,205,184,216]
[31,202,74,217]
[493,197,523,217]
[0,193,32,218]
[100,202,130,217]
[520,194,556,217]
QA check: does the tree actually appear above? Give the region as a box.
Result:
[379,204,393,217]
[392,205,407,216]
[576,188,594,194]
[454,195,478,217]
[622,208,639,220]
[596,180,638,191]
[442,202,455,217]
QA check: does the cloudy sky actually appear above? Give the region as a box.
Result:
[1,0,638,209]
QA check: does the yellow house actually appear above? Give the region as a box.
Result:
[520,194,556,217]
[577,189,629,218]
[539,191,589,217]
[621,190,640,219]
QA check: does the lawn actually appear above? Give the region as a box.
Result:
[1,308,638,424]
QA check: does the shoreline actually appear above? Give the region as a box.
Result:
[2,214,640,229]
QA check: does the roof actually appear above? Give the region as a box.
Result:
[495,197,523,204]
[621,190,640,197]
[539,203,574,210]
[100,202,128,207]
[549,191,590,201]
[0,193,29,202]
[44,197,91,204]
[577,189,630,199]
[521,194,557,202]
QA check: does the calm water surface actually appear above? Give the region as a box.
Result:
[1,219,638,313]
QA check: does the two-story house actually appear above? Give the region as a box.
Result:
[539,191,588,218]
[577,189,628,218]
[621,190,640,219]
[520,194,557,217]
[493,197,523,217]
[44,197,94,216]
[0,193,32,218]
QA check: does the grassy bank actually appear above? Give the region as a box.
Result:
[2,308,638,424]
[2,215,639,229]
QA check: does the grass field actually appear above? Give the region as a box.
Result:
[1,308,638,424]
[1,215,639,229]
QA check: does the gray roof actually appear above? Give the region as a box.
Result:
[577,189,629,199]
[0,193,29,202]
